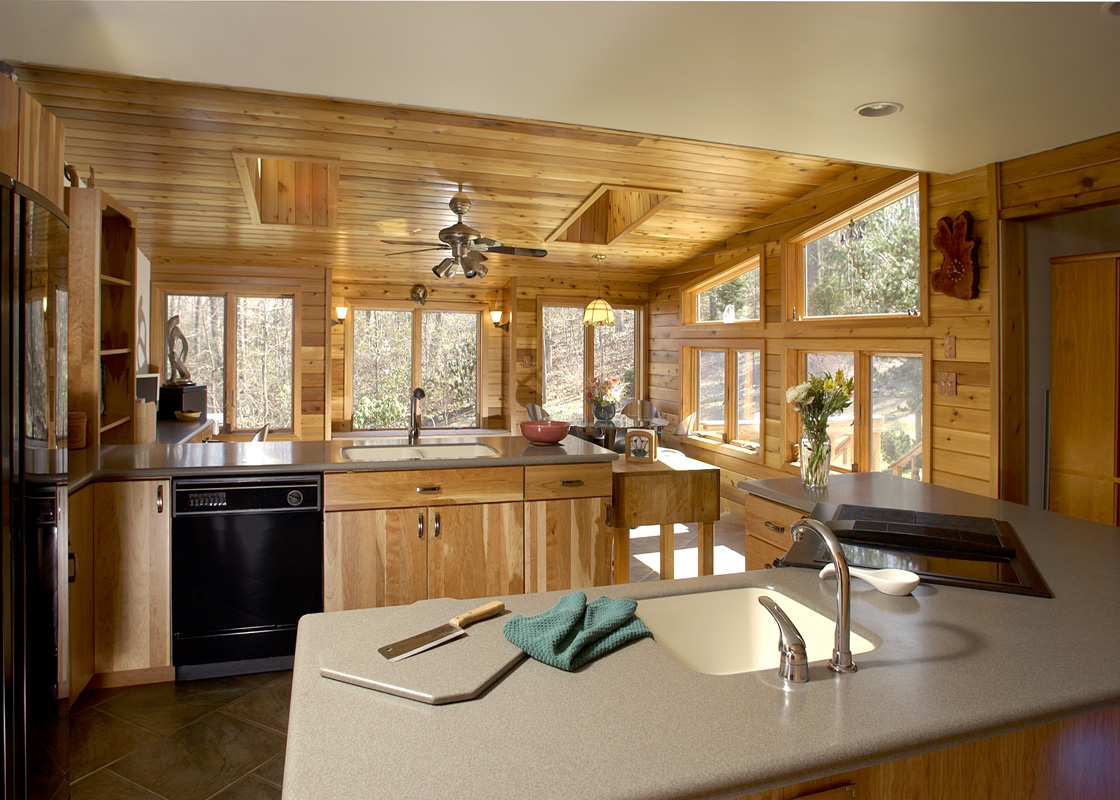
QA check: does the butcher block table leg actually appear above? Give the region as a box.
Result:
[660,524,675,580]
[698,521,714,576]
[613,525,631,585]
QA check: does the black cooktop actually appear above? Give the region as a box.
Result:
[775,504,1053,598]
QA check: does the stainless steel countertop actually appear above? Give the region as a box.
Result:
[282,473,1120,799]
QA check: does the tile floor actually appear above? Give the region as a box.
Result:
[68,512,747,799]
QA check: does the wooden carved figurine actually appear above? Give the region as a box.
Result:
[931,211,979,300]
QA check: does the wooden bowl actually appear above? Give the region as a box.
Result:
[175,410,202,422]
[519,420,570,446]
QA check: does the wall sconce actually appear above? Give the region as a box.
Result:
[332,304,349,326]
[490,309,509,331]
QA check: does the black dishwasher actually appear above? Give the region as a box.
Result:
[171,474,323,679]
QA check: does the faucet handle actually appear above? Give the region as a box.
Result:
[758,596,809,683]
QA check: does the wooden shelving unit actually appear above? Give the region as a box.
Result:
[68,187,138,453]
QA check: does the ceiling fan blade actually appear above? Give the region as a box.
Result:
[486,246,548,258]
[385,247,450,256]
[381,239,447,248]
[471,237,502,250]
[463,250,487,264]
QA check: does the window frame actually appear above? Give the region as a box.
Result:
[154,283,303,437]
[782,174,928,328]
[782,339,931,480]
[343,299,488,431]
[682,340,766,464]
[536,296,646,424]
[681,246,765,330]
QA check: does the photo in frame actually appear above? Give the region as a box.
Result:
[625,429,657,462]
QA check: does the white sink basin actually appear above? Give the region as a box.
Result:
[636,587,875,676]
[341,443,501,462]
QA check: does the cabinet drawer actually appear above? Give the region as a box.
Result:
[745,535,787,571]
[743,493,806,550]
[324,467,523,511]
[524,463,612,501]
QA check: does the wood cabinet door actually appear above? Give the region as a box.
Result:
[68,485,95,703]
[427,502,524,600]
[17,87,65,209]
[323,508,428,611]
[0,76,17,179]
[92,479,171,674]
[524,497,611,593]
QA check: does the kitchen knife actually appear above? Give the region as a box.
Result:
[378,601,506,662]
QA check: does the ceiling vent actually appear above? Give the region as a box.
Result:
[546,184,680,245]
[233,151,338,227]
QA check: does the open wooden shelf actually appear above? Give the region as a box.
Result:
[100,348,132,357]
[99,414,131,434]
[100,273,132,287]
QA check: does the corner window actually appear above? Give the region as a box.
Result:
[787,175,923,321]
[682,250,763,327]
[688,344,763,457]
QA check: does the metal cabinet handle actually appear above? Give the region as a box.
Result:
[418,513,424,539]
[157,485,164,513]
[416,486,441,493]
[764,521,785,534]
[559,479,584,487]
[434,512,441,538]
[68,552,76,583]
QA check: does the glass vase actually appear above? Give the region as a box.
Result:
[592,403,616,422]
[800,428,831,489]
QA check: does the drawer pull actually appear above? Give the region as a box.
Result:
[434,512,441,538]
[559,479,584,487]
[417,513,424,539]
[416,486,441,493]
[764,521,786,534]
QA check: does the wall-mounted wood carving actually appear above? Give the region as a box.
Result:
[932,211,979,300]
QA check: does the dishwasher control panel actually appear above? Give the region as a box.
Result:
[172,475,321,516]
[186,492,227,510]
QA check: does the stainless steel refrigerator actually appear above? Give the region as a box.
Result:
[1,171,70,799]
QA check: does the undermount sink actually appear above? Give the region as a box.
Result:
[341,443,501,462]
[636,587,875,676]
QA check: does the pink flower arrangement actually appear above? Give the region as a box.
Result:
[586,375,622,407]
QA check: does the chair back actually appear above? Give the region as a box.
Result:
[526,404,550,421]
[250,423,270,442]
[622,399,659,420]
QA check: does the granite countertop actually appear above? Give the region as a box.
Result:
[67,433,616,491]
[282,473,1120,800]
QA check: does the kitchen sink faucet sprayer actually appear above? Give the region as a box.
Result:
[409,388,426,444]
[790,518,857,673]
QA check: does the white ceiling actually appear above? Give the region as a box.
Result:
[2,1,1119,175]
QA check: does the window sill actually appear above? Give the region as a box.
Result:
[679,433,764,464]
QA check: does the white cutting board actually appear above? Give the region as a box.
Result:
[318,598,528,705]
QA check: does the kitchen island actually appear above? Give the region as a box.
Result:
[282,473,1120,799]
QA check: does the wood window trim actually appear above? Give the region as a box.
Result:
[680,245,765,330]
[782,174,930,329]
[343,299,489,430]
[535,296,647,423]
[153,283,303,438]
[780,338,932,480]
[680,339,766,464]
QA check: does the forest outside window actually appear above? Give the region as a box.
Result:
[688,345,763,458]
[349,303,481,430]
[786,175,924,323]
[682,250,762,327]
[788,346,927,478]
[162,290,299,433]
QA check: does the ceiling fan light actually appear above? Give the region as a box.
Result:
[583,298,616,328]
[433,257,457,279]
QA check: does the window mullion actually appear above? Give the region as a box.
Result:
[411,308,423,391]
[224,292,236,433]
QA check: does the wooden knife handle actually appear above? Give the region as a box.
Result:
[450,601,505,629]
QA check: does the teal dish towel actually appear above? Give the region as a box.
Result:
[502,592,653,671]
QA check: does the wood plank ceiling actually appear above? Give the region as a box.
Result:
[15,64,860,286]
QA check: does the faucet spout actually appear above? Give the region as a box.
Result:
[790,518,857,674]
[409,388,426,444]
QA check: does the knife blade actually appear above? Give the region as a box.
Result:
[378,601,505,662]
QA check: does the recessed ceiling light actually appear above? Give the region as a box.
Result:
[1102,2,1120,16]
[855,101,903,118]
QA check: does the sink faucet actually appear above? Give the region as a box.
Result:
[790,518,857,673]
[758,596,809,683]
[408,388,426,444]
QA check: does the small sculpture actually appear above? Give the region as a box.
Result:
[166,315,193,385]
[931,211,979,300]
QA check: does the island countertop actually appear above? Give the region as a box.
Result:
[282,473,1120,799]
[66,433,616,491]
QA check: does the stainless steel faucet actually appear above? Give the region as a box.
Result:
[790,518,858,673]
[408,388,426,444]
[758,596,809,683]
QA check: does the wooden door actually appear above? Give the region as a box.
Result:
[323,508,427,610]
[427,502,524,600]
[67,485,94,703]
[93,479,171,676]
[524,497,611,593]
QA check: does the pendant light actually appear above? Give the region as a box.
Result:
[583,254,616,328]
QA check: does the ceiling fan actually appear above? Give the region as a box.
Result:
[382,193,547,279]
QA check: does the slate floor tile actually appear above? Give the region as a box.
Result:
[109,711,285,800]
[222,674,292,734]
[69,769,164,800]
[96,676,259,735]
[69,709,162,781]
[209,775,282,800]
[253,752,285,788]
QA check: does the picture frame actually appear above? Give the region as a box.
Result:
[625,429,657,462]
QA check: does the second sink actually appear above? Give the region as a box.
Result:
[636,587,875,676]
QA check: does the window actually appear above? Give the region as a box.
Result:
[539,301,641,424]
[687,345,763,457]
[683,250,763,327]
[162,290,300,433]
[788,345,927,477]
[349,303,482,430]
[787,175,924,322]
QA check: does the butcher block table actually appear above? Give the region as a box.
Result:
[610,449,720,583]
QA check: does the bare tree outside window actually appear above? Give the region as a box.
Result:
[736,349,761,447]
[593,308,637,402]
[696,268,760,323]
[421,310,479,428]
[352,309,412,429]
[235,296,293,430]
[165,294,226,425]
[806,352,856,469]
[542,306,586,423]
[697,350,726,438]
